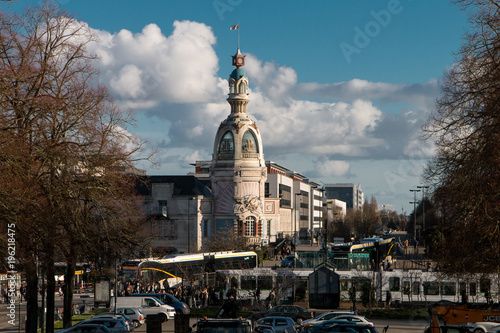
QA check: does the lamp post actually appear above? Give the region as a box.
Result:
[410,189,420,242]
[294,192,301,254]
[187,198,191,253]
[417,185,429,243]
[187,197,195,253]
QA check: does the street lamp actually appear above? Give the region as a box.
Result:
[410,189,420,242]
[417,185,429,242]
[294,192,301,253]
[187,197,195,253]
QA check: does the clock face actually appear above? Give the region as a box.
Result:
[237,57,244,65]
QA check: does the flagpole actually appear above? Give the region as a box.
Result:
[237,20,240,50]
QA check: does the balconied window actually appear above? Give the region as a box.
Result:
[242,130,258,158]
[218,131,234,160]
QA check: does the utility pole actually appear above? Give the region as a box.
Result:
[410,189,420,241]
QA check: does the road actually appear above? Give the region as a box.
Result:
[130,317,428,333]
[0,294,429,333]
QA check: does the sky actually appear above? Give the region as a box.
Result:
[5,0,470,214]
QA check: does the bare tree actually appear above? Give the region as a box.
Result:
[423,0,500,273]
[0,2,151,331]
[202,226,249,252]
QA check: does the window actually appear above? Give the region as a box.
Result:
[423,281,439,295]
[412,282,420,295]
[241,276,256,290]
[242,131,258,153]
[159,200,168,217]
[218,131,234,159]
[154,220,177,239]
[403,281,411,295]
[259,276,273,290]
[203,219,209,237]
[441,282,456,296]
[469,282,477,296]
[245,216,256,236]
[389,277,400,291]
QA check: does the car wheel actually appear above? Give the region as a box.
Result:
[160,313,168,322]
[296,318,304,325]
[474,329,484,333]
[133,320,140,328]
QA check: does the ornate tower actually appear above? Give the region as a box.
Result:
[211,48,267,245]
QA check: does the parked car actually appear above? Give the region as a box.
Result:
[467,322,500,333]
[250,305,314,324]
[309,316,373,333]
[324,315,373,326]
[301,311,357,332]
[114,307,145,328]
[91,313,133,330]
[254,326,276,333]
[73,318,130,333]
[320,323,379,333]
[56,323,112,333]
[129,293,190,315]
[280,255,295,268]
[256,317,296,333]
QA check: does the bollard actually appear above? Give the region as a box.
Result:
[146,314,163,333]
[174,313,190,333]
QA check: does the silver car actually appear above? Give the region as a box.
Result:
[257,317,297,333]
[115,307,146,328]
[301,311,356,332]
[75,318,130,333]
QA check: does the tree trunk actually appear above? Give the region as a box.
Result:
[63,256,76,329]
[25,260,38,333]
[46,254,55,333]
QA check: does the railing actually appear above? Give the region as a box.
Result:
[242,153,259,159]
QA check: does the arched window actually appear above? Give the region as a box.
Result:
[218,131,234,154]
[238,81,246,94]
[242,131,258,153]
[229,80,236,94]
[245,216,256,236]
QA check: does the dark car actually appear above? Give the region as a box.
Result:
[279,255,295,268]
[129,293,190,315]
[250,305,313,324]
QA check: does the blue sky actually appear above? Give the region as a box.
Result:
[6,0,469,213]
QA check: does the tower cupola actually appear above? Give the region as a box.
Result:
[227,48,249,115]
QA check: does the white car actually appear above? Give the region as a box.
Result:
[301,311,356,332]
[467,322,500,333]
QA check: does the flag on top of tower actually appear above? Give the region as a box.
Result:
[230,23,239,30]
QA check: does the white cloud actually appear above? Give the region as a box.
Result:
[89,21,223,107]
[316,160,351,177]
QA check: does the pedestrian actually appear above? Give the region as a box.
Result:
[385,290,392,308]
[349,285,356,311]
